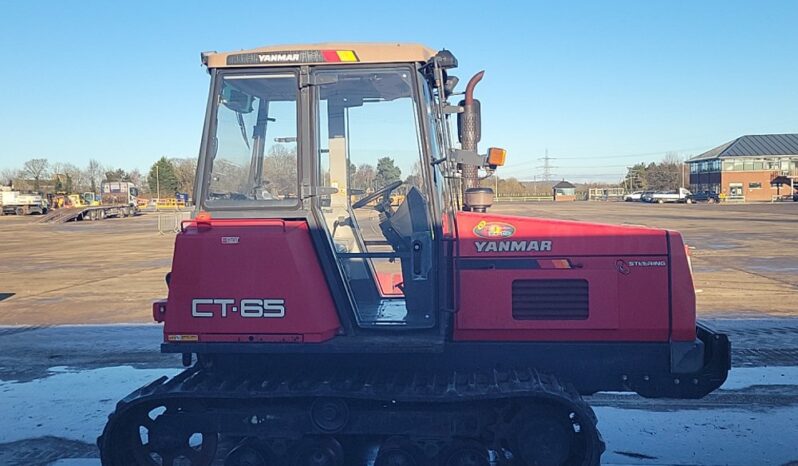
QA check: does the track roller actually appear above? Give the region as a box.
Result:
[290,437,343,466]
[224,439,274,466]
[439,440,490,466]
[374,437,426,466]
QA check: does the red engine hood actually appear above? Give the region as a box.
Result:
[455,211,668,257]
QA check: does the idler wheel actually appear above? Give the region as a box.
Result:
[510,406,574,466]
[129,405,218,466]
[311,398,349,433]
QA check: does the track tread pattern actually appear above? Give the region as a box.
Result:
[100,365,604,465]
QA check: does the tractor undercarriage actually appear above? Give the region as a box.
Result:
[99,363,605,466]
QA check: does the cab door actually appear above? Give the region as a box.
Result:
[311,66,437,329]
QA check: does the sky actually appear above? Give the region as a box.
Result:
[0,0,796,183]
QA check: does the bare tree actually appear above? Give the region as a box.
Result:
[85,159,104,193]
[498,177,526,196]
[51,162,83,192]
[404,161,423,188]
[22,158,49,192]
[351,164,376,191]
[0,168,19,187]
[170,158,198,195]
[127,169,144,192]
[264,145,297,197]
[61,163,87,192]
[662,151,683,166]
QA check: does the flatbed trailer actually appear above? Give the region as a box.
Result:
[38,204,138,223]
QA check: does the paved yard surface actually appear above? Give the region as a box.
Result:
[2,202,797,325]
[1,203,797,465]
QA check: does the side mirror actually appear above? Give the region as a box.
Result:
[444,76,459,96]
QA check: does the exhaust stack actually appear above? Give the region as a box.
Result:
[458,71,494,211]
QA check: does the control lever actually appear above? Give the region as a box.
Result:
[332,216,352,238]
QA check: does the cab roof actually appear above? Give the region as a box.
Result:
[202,42,437,69]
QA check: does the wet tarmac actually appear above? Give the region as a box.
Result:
[0,320,796,466]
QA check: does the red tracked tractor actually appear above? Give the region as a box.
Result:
[99,43,730,466]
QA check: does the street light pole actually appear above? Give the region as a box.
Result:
[156,164,160,201]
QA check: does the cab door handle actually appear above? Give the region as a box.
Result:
[412,240,422,276]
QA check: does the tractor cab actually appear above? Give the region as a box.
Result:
[186,44,503,336]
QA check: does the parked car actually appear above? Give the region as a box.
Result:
[639,191,656,203]
[623,191,643,202]
[642,188,692,204]
[687,191,720,204]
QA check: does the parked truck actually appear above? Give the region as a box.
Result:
[1,189,48,215]
[39,182,140,223]
[101,181,139,208]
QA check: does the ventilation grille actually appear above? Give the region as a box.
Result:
[512,279,589,320]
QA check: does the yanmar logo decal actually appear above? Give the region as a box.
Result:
[475,240,552,253]
[473,220,516,239]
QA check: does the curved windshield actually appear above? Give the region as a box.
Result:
[205,73,299,208]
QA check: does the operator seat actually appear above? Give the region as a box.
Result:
[379,186,433,325]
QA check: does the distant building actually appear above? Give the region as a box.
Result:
[687,134,798,201]
[11,178,57,194]
[552,180,576,202]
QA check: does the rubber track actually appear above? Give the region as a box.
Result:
[99,365,605,465]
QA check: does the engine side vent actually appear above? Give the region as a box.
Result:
[512,279,589,320]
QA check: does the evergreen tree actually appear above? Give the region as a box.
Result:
[105,168,129,182]
[148,157,179,196]
[375,157,401,188]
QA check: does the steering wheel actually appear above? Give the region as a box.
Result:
[351,180,402,210]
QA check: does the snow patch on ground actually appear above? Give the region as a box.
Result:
[598,406,798,466]
[0,366,180,444]
[1,365,796,466]
[720,366,798,390]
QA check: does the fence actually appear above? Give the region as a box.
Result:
[588,188,625,201]
[157,211,192,235]
[494,195,555,202]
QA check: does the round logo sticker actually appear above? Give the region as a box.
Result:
[473,220,516,239]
